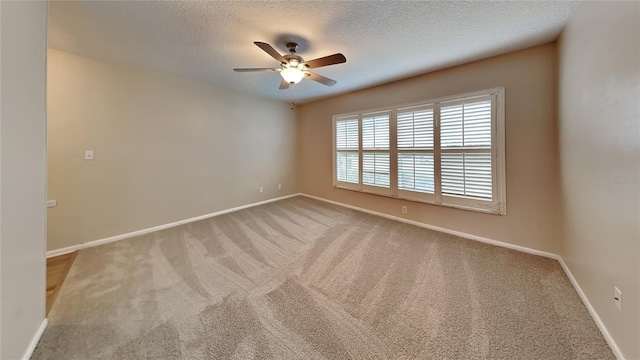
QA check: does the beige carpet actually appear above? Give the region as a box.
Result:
[34,196,613,359]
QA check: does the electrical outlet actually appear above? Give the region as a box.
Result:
[278,183,282,190]
[402,206,408,214]
[46,200,57,208]
[614,287,622,312]
[84,150,94,160]
[259,187,263,193]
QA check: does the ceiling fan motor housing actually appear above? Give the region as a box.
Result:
[283,54,304,67]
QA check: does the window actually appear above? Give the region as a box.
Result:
[335,117,359,185]
[333,112,393,195]
[333,88,506,215]
[397,105,435,203]
[361,112,391,195]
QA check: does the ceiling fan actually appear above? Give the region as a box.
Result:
[233,41,346,89]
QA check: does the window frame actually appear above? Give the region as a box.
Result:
[360,110,392,196]
[333,116,360,191]
[396,103,437,203]
[332,87,506,215]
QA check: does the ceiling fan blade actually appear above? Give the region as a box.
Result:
[303,53,346,69]
[306,72,337,87]
[279,79,290,90]
[233,68,280,72]
[254,42,287,64]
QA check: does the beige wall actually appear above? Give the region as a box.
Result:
[47,49,298,251]
[558,2,640,359]
[298,43,561,254]
[0,1,48,359]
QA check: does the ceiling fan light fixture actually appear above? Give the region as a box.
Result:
[280,67,305,84]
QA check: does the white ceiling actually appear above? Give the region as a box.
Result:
[48,1,580,104]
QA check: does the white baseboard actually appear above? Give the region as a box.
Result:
[46,193,301,258]
[22,318,47,360]
[557,258,625,360]
[46,243,84,258]
[300,193,558,259]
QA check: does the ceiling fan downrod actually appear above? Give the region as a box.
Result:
[286,42,299,54]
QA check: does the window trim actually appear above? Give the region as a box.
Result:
[332,87,506,215]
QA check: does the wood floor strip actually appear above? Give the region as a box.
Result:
[46,251,78,315]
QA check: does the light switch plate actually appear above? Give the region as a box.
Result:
[85,150,94,160]
[46,200,57,208]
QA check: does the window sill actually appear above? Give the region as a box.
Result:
[333,184,505,215]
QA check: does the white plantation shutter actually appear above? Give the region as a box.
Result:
[440,98,492,149]
[398,153,435,193]
[397,107,433,149]
[362,152,390,186]
[397,106,435,201]
[336,152,359,183]
[362,112,391,193]
[439,94,498,211]
[333,88,505,214]
[335,118,359,149]
[441,153,492,199]
[362,113,389,150]
[335,117,359,185]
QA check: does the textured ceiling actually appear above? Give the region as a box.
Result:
[48,1,580,104]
